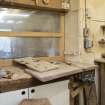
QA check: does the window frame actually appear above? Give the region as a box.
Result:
[0,13,65,66]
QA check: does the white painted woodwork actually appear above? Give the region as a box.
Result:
[0,89,28,105]
[29,80,69,105]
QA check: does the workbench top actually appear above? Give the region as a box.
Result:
[25,62,97,82]
[0,66,32,93]
[0,62,97,93]
[95,58,105,63]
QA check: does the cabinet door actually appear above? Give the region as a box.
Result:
[29,80,69,105]
[0,89,28,105]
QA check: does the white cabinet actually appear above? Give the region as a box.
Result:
[0,80,69,105]
[0,88,28,105]
[29,80,69,105]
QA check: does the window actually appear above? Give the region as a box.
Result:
[0,37,60,58]
[0,8,60,32]
[0,7,64,60]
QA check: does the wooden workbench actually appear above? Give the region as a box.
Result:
[0,62,97,93]
[0,66,70,93]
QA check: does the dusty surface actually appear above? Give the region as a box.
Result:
[0,62,97,92]
[0,66,33,92]
[0,66,31,81]
[25,62,97,82]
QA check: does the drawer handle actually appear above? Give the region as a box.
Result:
[31,89,35,93]
[21,91,26,95]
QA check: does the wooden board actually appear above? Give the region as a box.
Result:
[0,0,69,12]
[37,0,62,9]
[95,58,105,64]
[95,59,105,105]
[11,0,36,6]
[14,57,59,72]
[85,84,97,105]
[25,62,97,82]
[19,98,52,105]
[99,63,105,105]
[66,62,97,70]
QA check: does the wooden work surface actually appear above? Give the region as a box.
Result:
[95,58,105,63]
[0,62,97,93]
[25,62,97,82]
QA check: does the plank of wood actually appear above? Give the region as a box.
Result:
[25,62,97,82]
[14,57,59,72]
[25,63,83,82]
[100,63,105,105]
[95,58,105,64]
[19,98,52,105]
[0,32,63,37]
[66,62,97,70]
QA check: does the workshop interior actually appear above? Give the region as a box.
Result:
[0,0,104,105]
